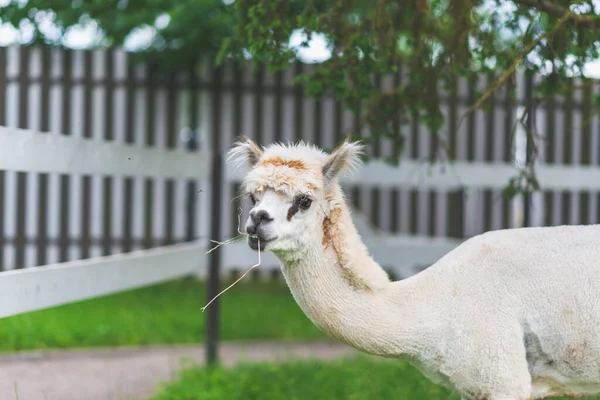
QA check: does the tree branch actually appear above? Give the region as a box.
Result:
[514,0,600,28]
[459,11,573,126]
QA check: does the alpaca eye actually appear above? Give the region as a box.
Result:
[249,194,258,206]
[297,196,312,210]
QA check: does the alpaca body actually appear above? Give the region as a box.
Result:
[280,215,600,399]
[410,224,600,399]
[229,138,600,399]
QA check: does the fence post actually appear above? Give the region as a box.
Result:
[206,151,223,366]
[185,130,197,242]
[523,70,534,227]
[186,66,199,243]
[447,189,465,239]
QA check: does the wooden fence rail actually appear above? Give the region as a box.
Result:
[3,123,600,318]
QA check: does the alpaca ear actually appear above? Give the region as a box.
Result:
[227,136,264,168]
[322,140,364,186]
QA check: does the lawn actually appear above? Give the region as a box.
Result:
[152,355,460,400]
[151,356,595,400]
[0,278,324,352]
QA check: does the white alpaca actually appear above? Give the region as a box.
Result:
[228,137,600,400]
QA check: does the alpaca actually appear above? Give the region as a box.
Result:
[228,137,600,400]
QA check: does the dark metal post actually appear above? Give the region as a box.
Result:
[205,59,223,365]
[206,151,222,365]
[185,66,199,242]
[185,128,198,242]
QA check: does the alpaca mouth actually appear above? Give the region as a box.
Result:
[248,235,274,251]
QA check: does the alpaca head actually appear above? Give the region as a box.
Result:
[228,137,363,256]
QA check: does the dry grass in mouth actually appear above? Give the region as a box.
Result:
[201,209,262,312]
[200,193,327,313]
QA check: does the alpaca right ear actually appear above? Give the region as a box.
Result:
[322,140,364,186]
[227,136,264,168]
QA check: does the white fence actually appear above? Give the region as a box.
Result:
[1,125,600,318]
[0,126,211,318]
[3,46,600,274]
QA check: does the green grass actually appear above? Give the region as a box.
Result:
[151,355,460,400]
[151,356,597,400]
[0,278,324,352]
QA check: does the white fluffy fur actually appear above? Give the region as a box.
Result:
[230,138,600,400]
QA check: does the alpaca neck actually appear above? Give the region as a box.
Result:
[274,192,428,357]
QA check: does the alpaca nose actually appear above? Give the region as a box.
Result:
[247,210,273,234]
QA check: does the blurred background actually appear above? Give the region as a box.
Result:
[0,0,599,399]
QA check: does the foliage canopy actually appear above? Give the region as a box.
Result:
[2,0,600,193]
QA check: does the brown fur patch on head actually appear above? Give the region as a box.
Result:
[245,158,322,197]
[257,157,306,170]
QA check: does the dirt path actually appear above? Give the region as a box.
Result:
[0,341,355,400]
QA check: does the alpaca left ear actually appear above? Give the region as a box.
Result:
[227,136,264,168]
[322,140,364,186]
